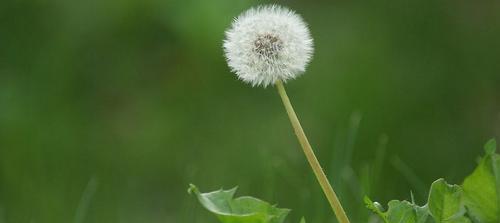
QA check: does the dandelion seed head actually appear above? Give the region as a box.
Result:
[223,5,314,87]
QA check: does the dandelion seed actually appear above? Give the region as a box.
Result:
[223,5,314,87]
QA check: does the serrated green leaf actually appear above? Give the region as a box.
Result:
[387,200,418,223]
[414,205,434,223]
[188,184,290,223]
[462,140,500,223]
[428,179,468,223]
[366,197,433,223]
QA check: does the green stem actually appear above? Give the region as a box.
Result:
[275,80,350,223]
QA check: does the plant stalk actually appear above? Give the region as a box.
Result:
[275,80,350,223]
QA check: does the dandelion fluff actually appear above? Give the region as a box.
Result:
[223,5,314,87]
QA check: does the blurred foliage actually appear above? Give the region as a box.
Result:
[0,0,499,222]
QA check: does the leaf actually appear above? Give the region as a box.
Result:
[462,139,500,223]
[366,185,466,223]
[386,200,418,223]
[188,184,290,223]
[365,196,433,223]
[427,179,468,223]
[414,205,434,223]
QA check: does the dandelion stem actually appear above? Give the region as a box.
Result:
[275,80,350,223]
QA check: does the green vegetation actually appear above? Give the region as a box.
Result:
[366,139,499,223]
[190,139,499,223]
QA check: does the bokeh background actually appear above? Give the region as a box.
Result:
[1,0,499,222]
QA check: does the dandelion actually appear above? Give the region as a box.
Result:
[223,4,350,223]
[223,5,313,87]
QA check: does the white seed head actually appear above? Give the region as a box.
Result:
[223,5,314,87]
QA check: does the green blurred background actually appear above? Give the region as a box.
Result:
[1,0,499,222]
